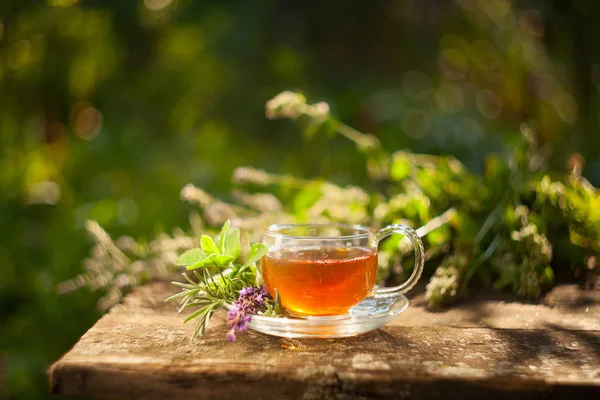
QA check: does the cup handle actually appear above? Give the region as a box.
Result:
[372,224,425,298]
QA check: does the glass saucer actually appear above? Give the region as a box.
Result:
[228,293,409,339]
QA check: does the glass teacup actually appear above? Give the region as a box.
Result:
[261,223,424,316]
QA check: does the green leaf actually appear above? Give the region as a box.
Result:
[245,243,268,267]
[184,306,207,324]
[187,259,211,270]
[209,254,235,266]
[187,253,234,270]
[177,294,194,313]
[390,153,411,181]
[233,264,254,283]
[201,235,219,254]
[176,248,207,266]
[224,227,241,260]
[170,281,196,290]
[229,267,240,279]
[218,220,230,254]
[164,290,191,302]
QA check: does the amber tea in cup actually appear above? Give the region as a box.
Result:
[262,246,378,315]
[261,224,424,316]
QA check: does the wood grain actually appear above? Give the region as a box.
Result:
[50,282,600,399]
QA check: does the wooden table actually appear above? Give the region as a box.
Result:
[50,282,600,399]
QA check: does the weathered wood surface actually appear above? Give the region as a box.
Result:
[50,282,600,399]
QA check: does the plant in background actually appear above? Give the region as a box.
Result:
[57,220,201,311]
[262,91,598,307]
[64,91,599,318]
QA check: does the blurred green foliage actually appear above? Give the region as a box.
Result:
[1,1,600,399]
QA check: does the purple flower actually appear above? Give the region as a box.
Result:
[226,286,269,342]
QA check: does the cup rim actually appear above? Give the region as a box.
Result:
[265,223,373,240]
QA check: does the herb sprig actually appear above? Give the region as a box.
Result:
[166,220,274,340]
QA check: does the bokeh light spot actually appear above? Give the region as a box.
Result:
[270,47,307,79]
[117,197,139,225]
[69,58,99,97]
[27,181,61,205]
[402,71,432,100]
[439,49,468,80]
[47,0,79,7]
[455,118,483,146]
[70,102,103,140]
[9,40,31,69]
[533,74,560,102]
[159,27,204,65]
[441,34,470,54]
[522,41,544,68]
[440,35,470,79]
[476,90,502,119]
[144,0,173,11]
[555,93,578,123]
[455,0,478,11]
[90,199,117,225]
[435,84,464,113]
[470,41,498,71]
[520,10,544,37]
[483,0,516,28]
